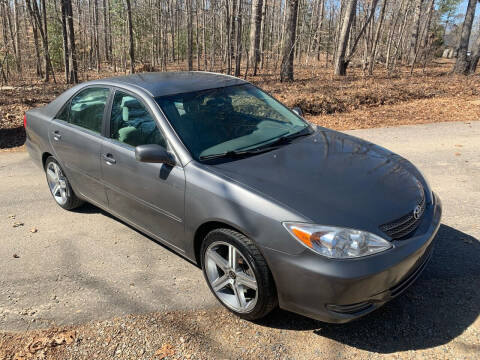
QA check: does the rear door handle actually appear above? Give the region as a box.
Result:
[52,130,61,141]
[102,153,116,165]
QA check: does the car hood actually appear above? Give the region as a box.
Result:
[208,128,426,237]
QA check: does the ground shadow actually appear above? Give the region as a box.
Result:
[0,127,25,149]
[73,202,198,265]
[258,224,480,353]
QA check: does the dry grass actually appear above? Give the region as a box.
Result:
[1,61,479,149]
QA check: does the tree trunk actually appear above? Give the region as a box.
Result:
[66,0,78,83]
[229,0,237,75]
[280,0,299,82]
[125,0,135,73]
[26,0,56,82]
[13,0,21,73]
[408,0,422,64]
[61,0,70,82]
[187,0,193,70]
[453,0,477,74]
[103,0,109,62]
[196,0,200,70]
[31,13,43,78]
[468,22,480,74]
[234,0,242,76]
[202,0,207,70]
[368,0,388,75]
[94,0,100,71]
[334,0,356,76]
[210,0,216,70]
[249,0,263,75]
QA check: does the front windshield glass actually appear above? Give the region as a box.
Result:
[155,84,309,160]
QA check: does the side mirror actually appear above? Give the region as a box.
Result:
[135,144,176,166]
[292,106,303,117]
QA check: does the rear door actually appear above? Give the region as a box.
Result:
[49,86,111,206]
[100,89,186,251]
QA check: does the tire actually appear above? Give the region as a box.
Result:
[44,156,84,210]
[201,228,277,320]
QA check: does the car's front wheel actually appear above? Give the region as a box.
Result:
[201,228,277,320]
[45,156,84,210]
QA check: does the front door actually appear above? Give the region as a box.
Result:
[49,86,110,206]
[100,89,186,251]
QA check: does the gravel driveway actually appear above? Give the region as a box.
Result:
[1,121,479,359]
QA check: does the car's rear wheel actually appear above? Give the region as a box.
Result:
[45,156,83,210]
[201,228,277,320]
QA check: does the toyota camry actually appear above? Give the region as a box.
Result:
[24,72,442,323]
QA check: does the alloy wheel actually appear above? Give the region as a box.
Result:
[204,241,258,313]
[46,162,68,206]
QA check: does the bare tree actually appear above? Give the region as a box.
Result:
[26,0,56,82]
[368,0,388,75]
[280,0,299,82]
[408,0,423,64]
[125,0,135,73]
[234,0,243,76]
[60,0,70,82]
[334,0,357,76]
[249,0,263,75]
[187,0,193,70]
[469,21,480,73]
[453,0,478,74]
[13,0,21,72]
[66,0,78,82]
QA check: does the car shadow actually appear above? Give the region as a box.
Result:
[257,224,480,353]
[0,127,26,149]
[72,202,199,266]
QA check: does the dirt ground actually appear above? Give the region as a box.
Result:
[1,60,479,149]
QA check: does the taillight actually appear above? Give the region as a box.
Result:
[23,114,27,128]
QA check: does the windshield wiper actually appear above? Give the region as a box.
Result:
[199,127,314,161]
[199,148,270,161]
[255,126,314,150]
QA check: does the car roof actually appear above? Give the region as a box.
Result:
[91,71,248,98]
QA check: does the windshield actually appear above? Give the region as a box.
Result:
[155,84,309,160]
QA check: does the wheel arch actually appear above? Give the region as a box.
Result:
[193,221,250,267]
[42,152,53,169]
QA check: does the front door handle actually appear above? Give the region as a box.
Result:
[102,153,116,165]
[52,130,61,141]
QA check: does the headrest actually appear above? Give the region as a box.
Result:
[122,99,143,109]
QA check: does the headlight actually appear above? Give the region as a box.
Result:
[283,222,392,259]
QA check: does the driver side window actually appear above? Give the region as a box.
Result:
[110,91,166,148]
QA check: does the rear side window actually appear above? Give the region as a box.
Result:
[68,87,110,133]
[56,104,70,122]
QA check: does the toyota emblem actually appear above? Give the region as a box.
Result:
[413,205,422,220]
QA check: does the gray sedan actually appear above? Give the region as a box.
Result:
[25,72,442,323]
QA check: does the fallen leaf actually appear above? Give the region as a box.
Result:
[155,343,175,359]
[8,214,16,219]
[13,222,24,227]
[30,228,38,233]
[52,330,76,345]
[13,254,20,259]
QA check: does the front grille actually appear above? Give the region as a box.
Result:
[380,193,426,240]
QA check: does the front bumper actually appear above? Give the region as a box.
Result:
[262,192,442,323]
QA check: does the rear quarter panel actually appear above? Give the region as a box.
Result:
[25,84,83,168]
[25,108,55,169]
